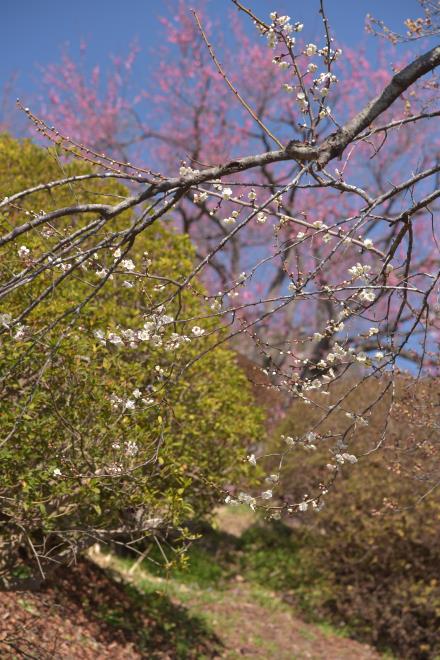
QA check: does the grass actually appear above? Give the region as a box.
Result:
[91,567,222,658]
[94,541,376,660]
[0,507,405,658]
[86,508,406,658]
[91,511,359,648]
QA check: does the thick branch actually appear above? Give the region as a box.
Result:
[316,45,440,166]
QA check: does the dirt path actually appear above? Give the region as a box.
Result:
[186,581,380,659]
[0,555,383,659]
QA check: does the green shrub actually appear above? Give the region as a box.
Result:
[0,135,263,584]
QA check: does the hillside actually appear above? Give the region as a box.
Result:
[0,510,384,659]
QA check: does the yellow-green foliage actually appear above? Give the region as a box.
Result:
[0,135,263,575]
[272,377,440,659]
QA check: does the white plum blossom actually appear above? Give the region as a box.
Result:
[14,324,28,341]
[107,333,123,346]
[138,329,150,342]
[348,263,371,279]
[303,431,318,450]
[277,15,290,26]
[266,29,277,49]
[247,453,257,466]
[191,326,205,337]
[107,464,123,475]
[121,259,135,271]
[359,289,375,302]
[18,245,30,259]
[94,329,106,344]
[261,489,273,500]
[238,492,257,510]
[315,72,338,87]
[319,107,331,119]
[165,332,190,351]
[150,334,163,347]
[305,43,318,56]
[193,191,208,203]
[109,394,124,409]
[125,440,139,456]
[53,468,62,477]
[222,187,233,200]
[298,501,308,512]
[296,92,309,111]
[179,164,199,177]
[335,453,358,464]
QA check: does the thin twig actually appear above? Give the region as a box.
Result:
[192,10,284,149]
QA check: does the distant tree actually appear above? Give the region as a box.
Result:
[36,1,440,368]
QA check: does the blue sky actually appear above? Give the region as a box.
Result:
[2,0,424,112]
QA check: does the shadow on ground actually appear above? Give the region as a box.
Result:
[0,558,221,659]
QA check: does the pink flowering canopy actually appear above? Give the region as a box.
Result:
[33,1,440,364]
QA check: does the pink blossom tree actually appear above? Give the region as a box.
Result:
[33,1,440,372]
